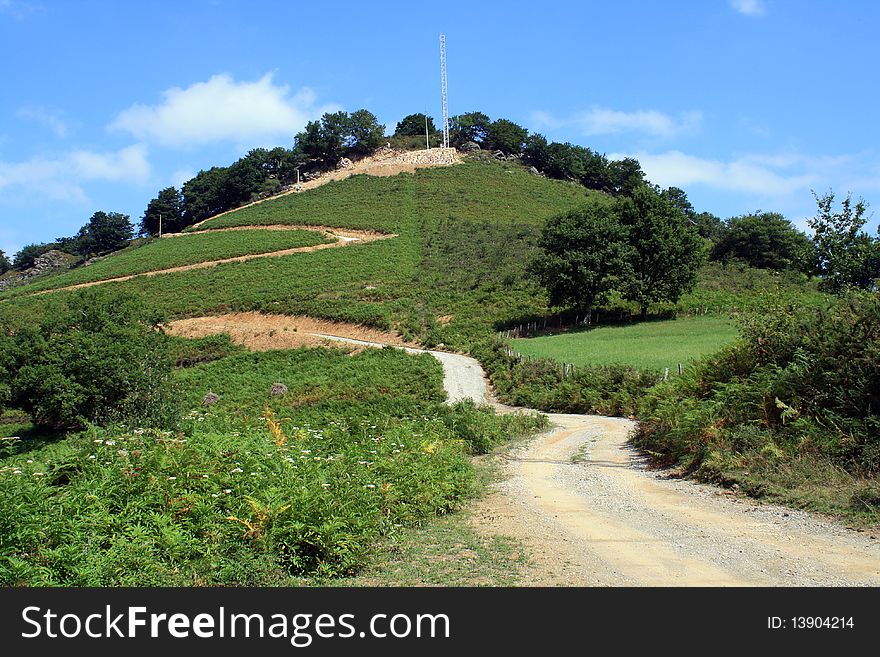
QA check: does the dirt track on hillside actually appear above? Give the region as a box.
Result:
[171,312,880,586]
[28,227,393,296]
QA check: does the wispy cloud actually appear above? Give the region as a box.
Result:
[531,107,702,139]
[729,0,766,16]
[110,73,338,148]
[609,149,880,213]
[0,144,151,203]
[611,150,813,196]
[0,0,43,19]
[16,106,70,138]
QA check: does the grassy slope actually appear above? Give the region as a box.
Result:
[510,316,739,371]
[0,229,331,297]
[2,161,594,338]
[2,158,861,586]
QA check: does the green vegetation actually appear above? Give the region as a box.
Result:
[510,316,739,371]
[711,211,813,272]
[0,334,545,585]
[809,190,880,292]
[532,184,705,320]
[2,147,876,588]
[1,229,330,296]
[635,293,880,524]
[0,291,177,431]
[11,211,135,273]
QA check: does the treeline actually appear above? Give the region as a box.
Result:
[3,211,134,273]
[140,109,386,235]
[393,109,649,197]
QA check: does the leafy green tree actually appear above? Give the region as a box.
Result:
[294,119,326,160]
[0,249,10,274]
[83,211,133,255]
[448,111,491,147]
[608,158,645,196]
[809,190,879,291]
[347,109,385,155]
[317,111,350,163]
[660,186,695,218]
[617,185,706,318]
[182,167,229,225]
[1,290,178,430]
[692,211,727,243]
[711,211,813,272]
[141,186,184,235]
[394,113,438,137]
[484,118,528,154]
[530,198,633,322]
[523,133,550,170]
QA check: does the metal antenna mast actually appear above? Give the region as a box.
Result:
[439,33,449,148]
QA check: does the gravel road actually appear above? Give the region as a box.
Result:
[360,344,880,586]
[185,320,880,586]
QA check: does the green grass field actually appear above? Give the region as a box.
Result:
[510,316,740,371]
[0,229,331,297]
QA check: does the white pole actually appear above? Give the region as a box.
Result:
[425,114,429,150]
[158,213,162,237]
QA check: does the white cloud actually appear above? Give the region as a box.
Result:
[110,73,337,147]
[609,150,817,196]
[0,144,151,202]
[16,106,70,138]
[730,0,766,16]
[531,107,702,139]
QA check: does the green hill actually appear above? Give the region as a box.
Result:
[1,155,856,586]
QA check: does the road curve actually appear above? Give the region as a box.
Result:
[322,336,880,586]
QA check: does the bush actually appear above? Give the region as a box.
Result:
[1,290,179,431]
[636,291,880,475]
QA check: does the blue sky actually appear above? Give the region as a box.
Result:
[1,0,878,258]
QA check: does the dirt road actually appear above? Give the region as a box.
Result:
[167,314,880,586]
[396,346,880,586]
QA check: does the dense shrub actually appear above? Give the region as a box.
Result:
[0,290,179,431]
[636,292,880,475]
[482,341,661,416]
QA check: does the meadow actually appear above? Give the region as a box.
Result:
[0,228,331,297]
[510,316,740,371]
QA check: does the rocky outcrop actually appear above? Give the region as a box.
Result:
[0,250,72,291]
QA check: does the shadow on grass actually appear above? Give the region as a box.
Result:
[498,310,680,339]
[0,413,64,458]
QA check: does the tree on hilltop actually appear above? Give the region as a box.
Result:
[82,211,134,255]
[142,187,184,235]
[347,109,385,155]
[394,113,438,138]
[484,118,528,155]
[448,111,491,147]
[0,249,10,274]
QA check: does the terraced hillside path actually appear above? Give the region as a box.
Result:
[169,313,880,587]
[27,226,393,296]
